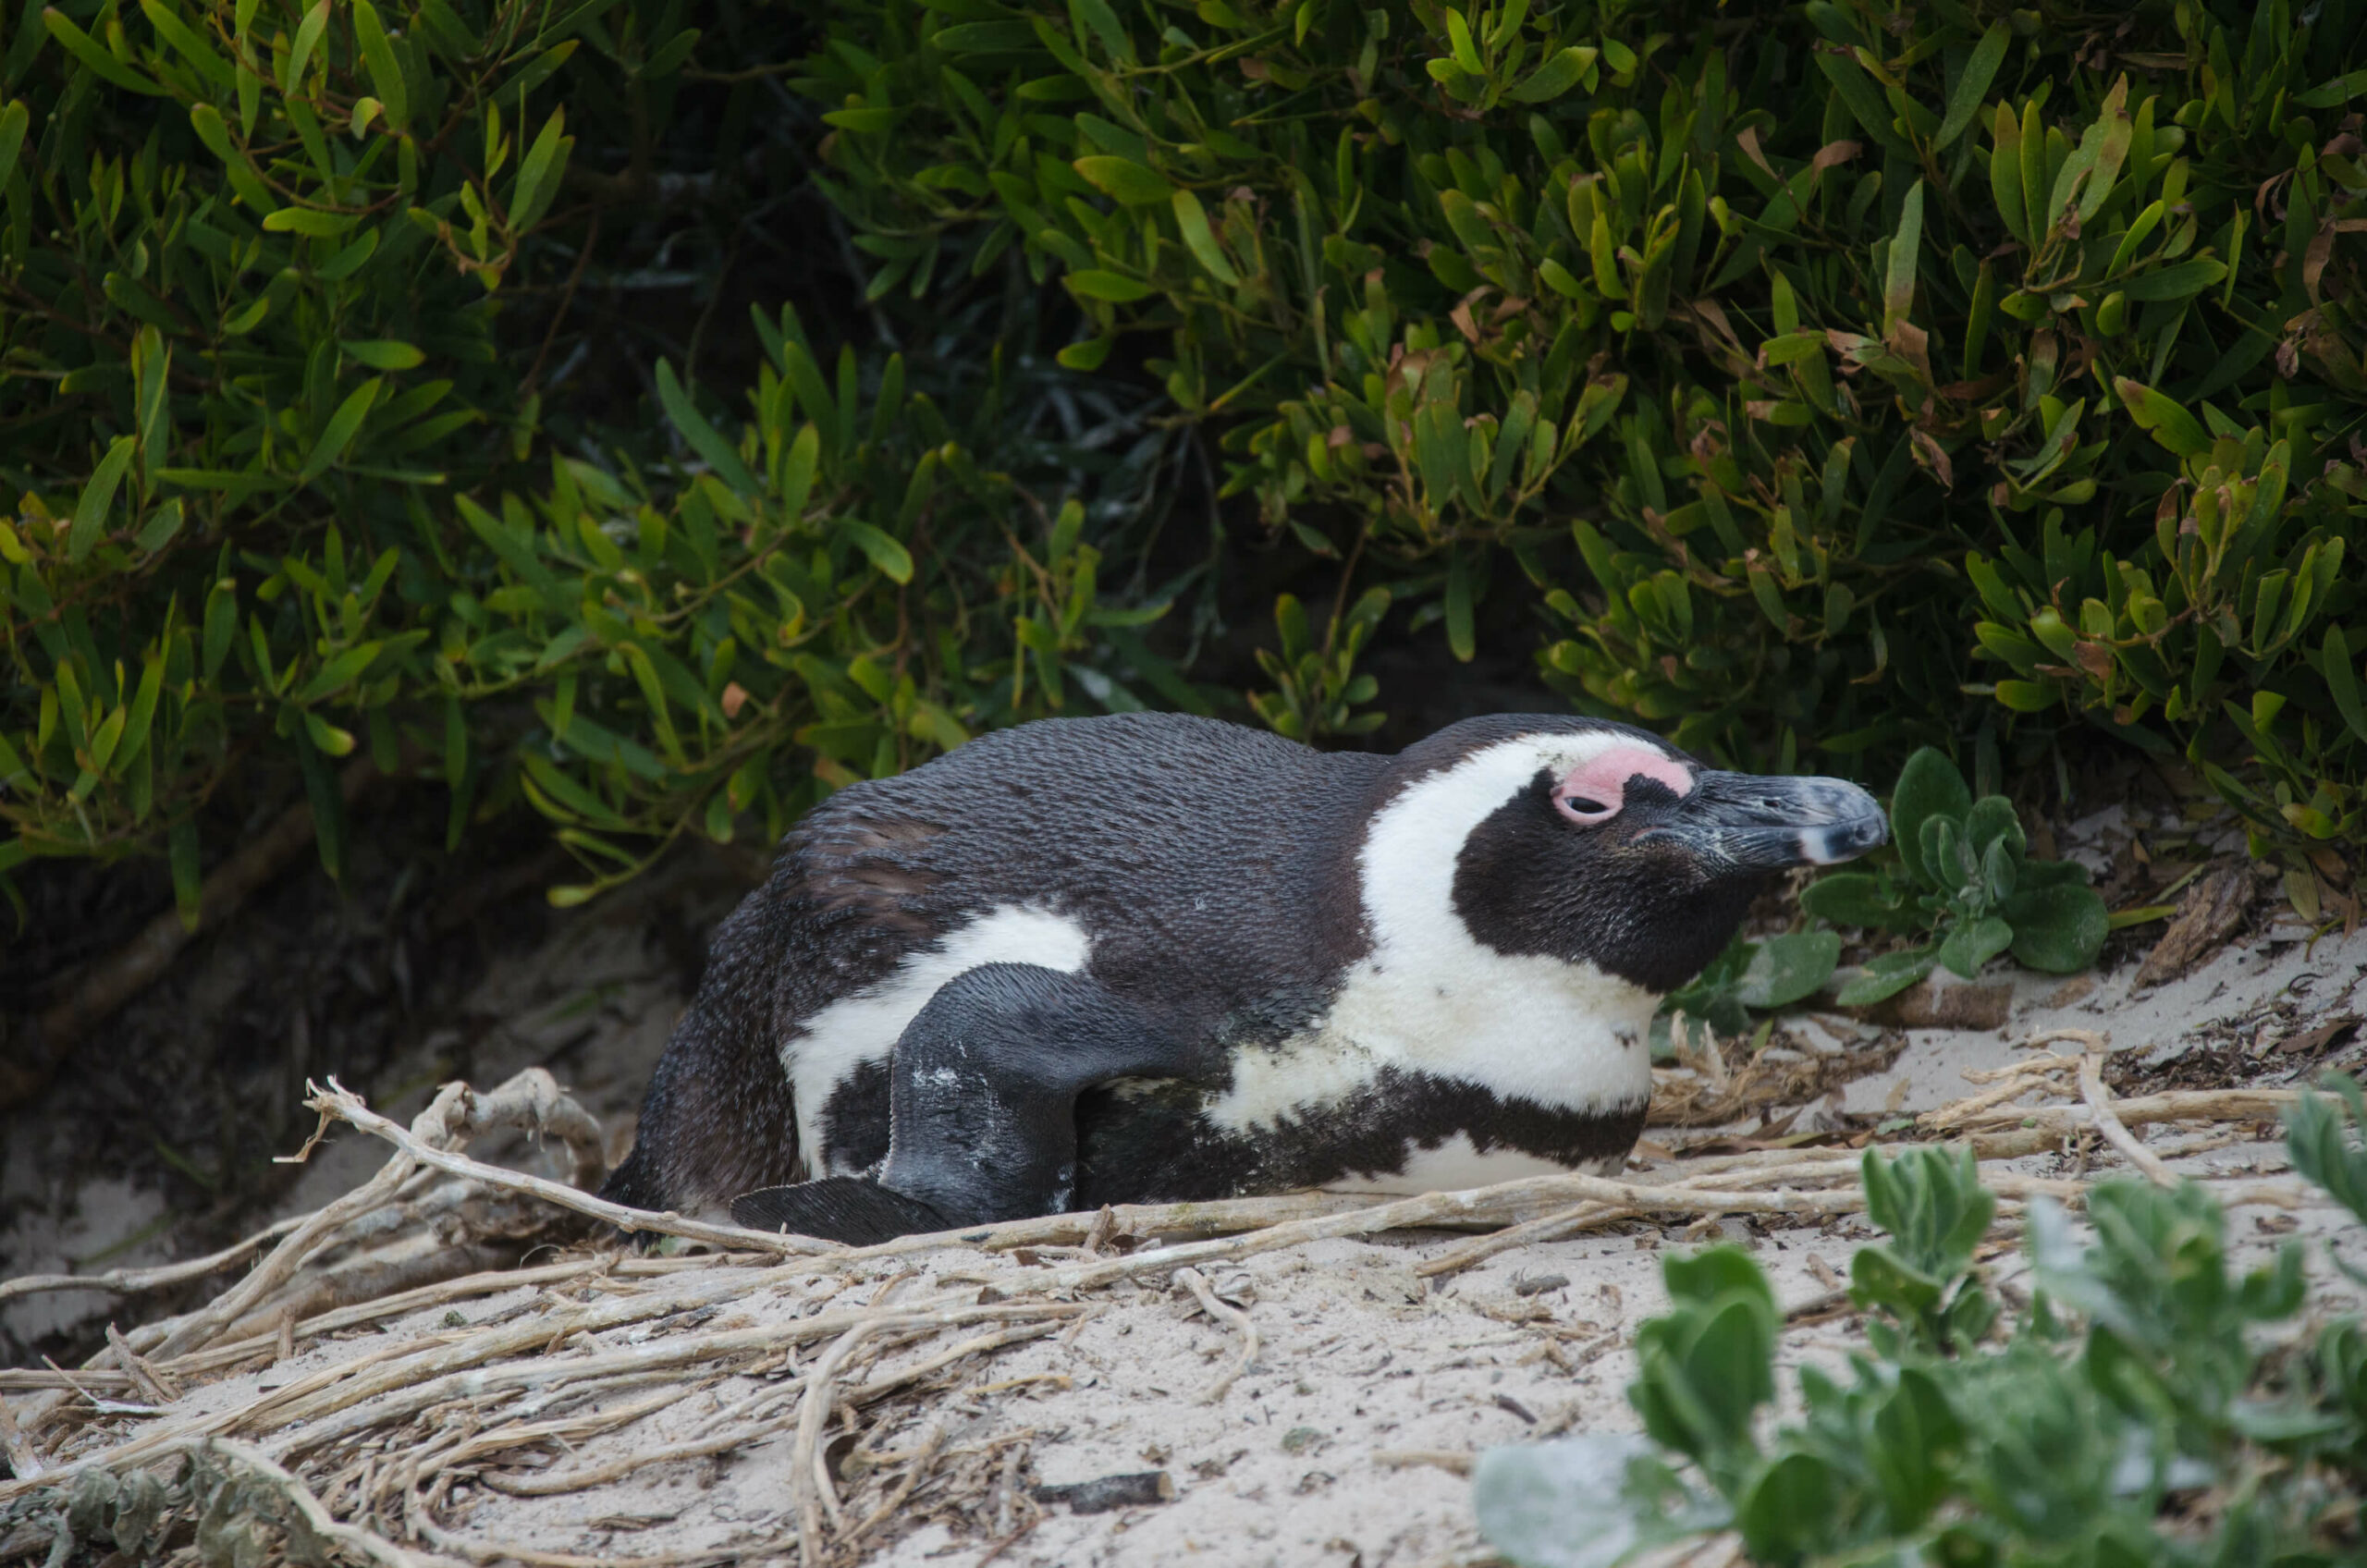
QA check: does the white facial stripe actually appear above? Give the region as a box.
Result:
[1204,734,1664,1133]
[784,905,1091,1176]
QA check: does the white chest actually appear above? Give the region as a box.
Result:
[1198,945,1657,1135]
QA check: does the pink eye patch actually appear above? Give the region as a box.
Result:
[1554,745,1694,824]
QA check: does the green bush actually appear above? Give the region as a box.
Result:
[0,0,1183,909]
[1475,1089,2367,1567]
[9,0,2367,919]
[803,0,2367,858]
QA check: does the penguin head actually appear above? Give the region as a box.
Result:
[1366,717,1887,997]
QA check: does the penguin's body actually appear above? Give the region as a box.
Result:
[601,713,1886,1243]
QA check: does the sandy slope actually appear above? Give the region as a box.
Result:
[6,856,2364,1566]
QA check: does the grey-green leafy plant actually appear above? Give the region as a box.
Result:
[30,1445,341,1566]
[1475,1090,2367,1568]
[1803,747,2110,1005]
[2287,1071,2367,1286]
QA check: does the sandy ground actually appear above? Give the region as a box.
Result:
[5,812,2365,1566]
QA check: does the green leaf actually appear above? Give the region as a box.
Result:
[297,730,347,881]
[1815,49,1906,153]
[1735,931,1842,1009]
[69,436,137,561]
[0,100,27,190]
[1890,747,1970,890]
[1801,871,1912,931]
[296,378,383,484]
[350,0,409,126]
[169,819,202,930]
[1472,1437,1655,1568]
[1508,45,1596,104]
[1921,815,1970,892]
[509,106,570,232]
[202,581,237,678]
[296,642,380,704]
[1836,946,1939,1006]
[185,103,276,213]
[2299,68,2367,108]
[2324,625,2367,744]
[2001,883,2109,973]
[777,423,821,519]
[1990,101,2028,247]
[1171,190,1243,286]
[1444,549,1475,662]
[840,519,915,583]
[1962,796,2025,862]
[1736,1452,1835,1562]
[654,360,760,493]
[1056,336,1113,371]
[139,0,233,89]
[340,339,424,371]
[2126,257,2227,302]
[934,20,1041,51]
[262,206,359,237]
[1937,23,2010,150]
[1066,269,1157,301]
[1883,179,1924,337]
[284,0,329,92]
[2114,376,2212,458]
[302,709,356,756]
[42,8,164,94]
[133,498,185,553]
[1937,914,2014,977]
[1073,154,1171,204]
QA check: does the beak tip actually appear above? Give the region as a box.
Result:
[1796,812,1889,865]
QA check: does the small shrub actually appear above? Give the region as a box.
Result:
[1804,744,2110,1003]
[1474,1084,2367,1568]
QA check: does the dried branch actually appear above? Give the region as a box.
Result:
[305,1077,825,1257]
[148,1117,424,1362]
[1036,1170,1899,1295]
[0,1213,312,1305]
[2080,1051,2181,1186]
[1174,1268,1258,1403]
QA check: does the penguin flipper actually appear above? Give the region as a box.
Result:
[730,1176,951,1246]
[877,962,1202,1225]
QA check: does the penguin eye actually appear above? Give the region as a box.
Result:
[1552,742,1692,827]
[1556,792,1620,825]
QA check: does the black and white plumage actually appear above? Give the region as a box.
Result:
[599,712,1886,1243]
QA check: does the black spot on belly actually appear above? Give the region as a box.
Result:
[1073,1067,1643,1207]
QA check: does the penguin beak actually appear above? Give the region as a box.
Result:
[1652,771,1889,870]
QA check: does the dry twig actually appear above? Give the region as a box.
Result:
[1174,1268,1259,1402]
[304,1077,803,1257]
[0,1213,313,1305]
[2079,1051,2180,1186]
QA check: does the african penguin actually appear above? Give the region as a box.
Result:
[599,712,1886,1244]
